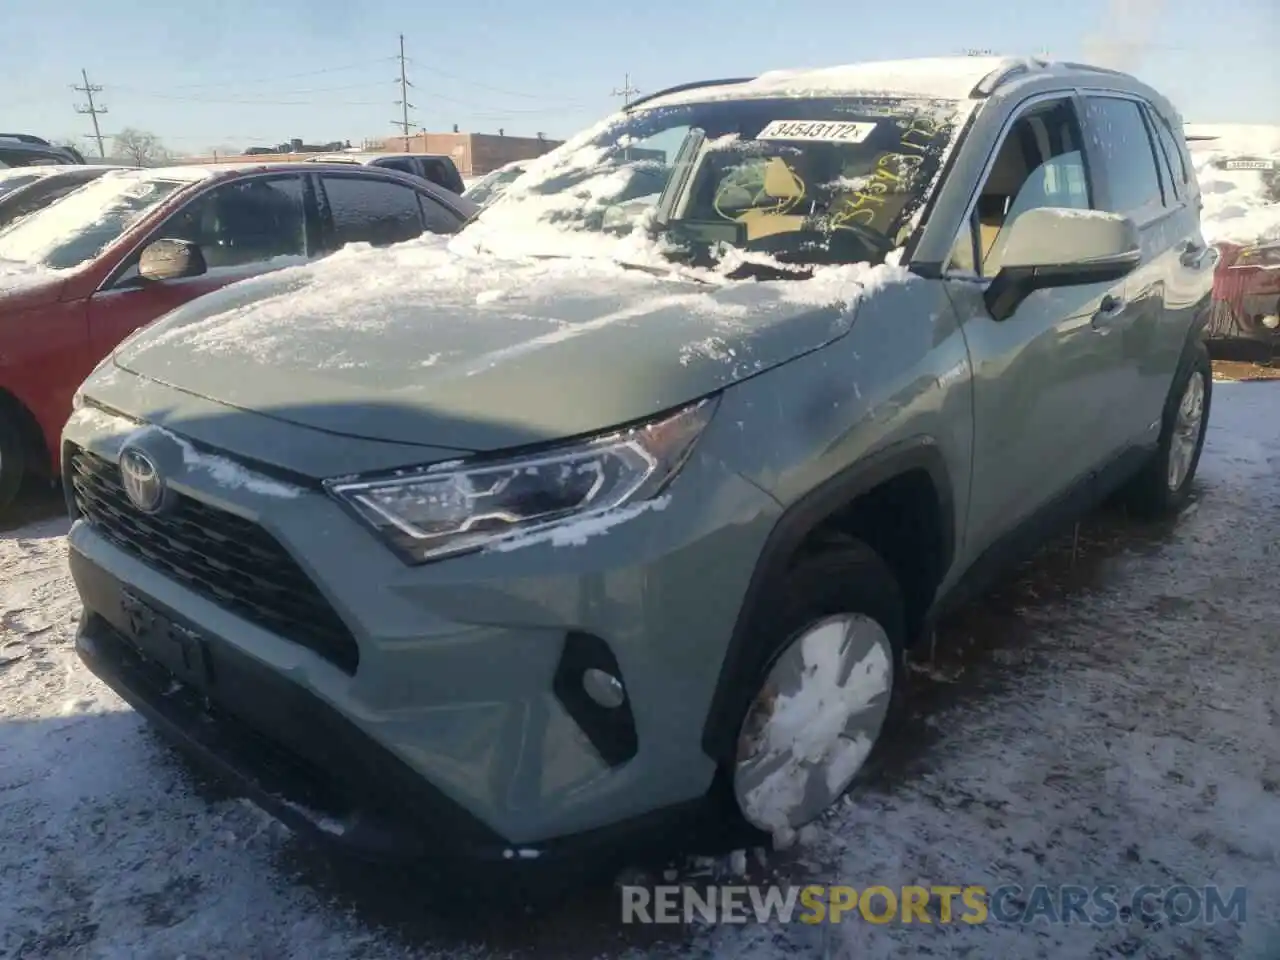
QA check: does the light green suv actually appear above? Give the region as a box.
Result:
[63,56,1216,879]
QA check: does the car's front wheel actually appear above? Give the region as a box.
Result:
[729,542,906,843]
[0,412,27,513]
[1124,339,1212,518]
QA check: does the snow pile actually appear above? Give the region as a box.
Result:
[121,231,905,376]
[1189,123,1280,246]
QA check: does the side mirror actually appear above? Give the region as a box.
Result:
[138,238,207,282]
[984,208,1141,322]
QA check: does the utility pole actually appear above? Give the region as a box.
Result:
[392,34,415,150]
[73,68,108,159]
[611,73,640,108]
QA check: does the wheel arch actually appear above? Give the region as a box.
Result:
[700,436,957,762]
[0,385,50,476]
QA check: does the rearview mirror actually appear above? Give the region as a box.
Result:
[984,208,1141,322]
[138,238,207,282]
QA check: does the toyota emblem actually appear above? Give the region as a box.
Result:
[119,447,167,514]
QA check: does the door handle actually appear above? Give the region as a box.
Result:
[1092,294,1126,328]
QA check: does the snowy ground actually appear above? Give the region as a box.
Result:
[2,380,1278,960]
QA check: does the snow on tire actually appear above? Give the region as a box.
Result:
[729,543,906,846]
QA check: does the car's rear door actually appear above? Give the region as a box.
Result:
[1077,93,1192,454]
[85,172,317,361]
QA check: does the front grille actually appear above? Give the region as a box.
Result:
[70,447,360,674]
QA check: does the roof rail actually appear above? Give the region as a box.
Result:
[971,58,1046,97]
[625,77,756,111]
[0,133,52,146]
[972,57,1135,97]
[1049,60,1131,78]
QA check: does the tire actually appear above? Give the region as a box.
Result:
[1123,338,1212,518]
[0,412,27,514]
[721,541,907,841]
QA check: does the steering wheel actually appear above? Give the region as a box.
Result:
[828,218,896,258]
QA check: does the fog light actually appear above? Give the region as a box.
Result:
[582,668,625,708]
[1262,314,1279,330]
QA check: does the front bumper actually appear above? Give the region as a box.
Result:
[72,577,722,870]
[63,404,781,859]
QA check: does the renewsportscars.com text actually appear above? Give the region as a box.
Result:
[620,884,1248,926]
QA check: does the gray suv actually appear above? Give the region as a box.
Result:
[64,56,1216,876]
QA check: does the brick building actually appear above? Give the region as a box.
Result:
[375,132,563,176]
[178,131,563,177]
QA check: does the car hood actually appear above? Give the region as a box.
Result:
[113,237,896,452]
[0,259,68,309]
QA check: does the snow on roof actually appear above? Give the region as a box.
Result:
[642,56,1023,107]
[128,160,338,181]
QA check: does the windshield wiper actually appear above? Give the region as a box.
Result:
[612,258,713,285]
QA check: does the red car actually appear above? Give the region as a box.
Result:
[0,161,478,510]
[1207,237,1280,358]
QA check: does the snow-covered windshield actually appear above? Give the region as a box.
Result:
[464,95,963,272]
[463,163,526,207]
[0,172,185,270]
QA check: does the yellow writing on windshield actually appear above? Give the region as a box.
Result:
[830,115,947,230]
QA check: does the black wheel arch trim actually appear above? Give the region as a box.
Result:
[700,435,956,762]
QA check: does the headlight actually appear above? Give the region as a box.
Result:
[327,398,718,563]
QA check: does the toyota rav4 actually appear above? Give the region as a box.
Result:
[64,56,1216,881]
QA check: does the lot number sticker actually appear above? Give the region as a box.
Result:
[757,120,878,144]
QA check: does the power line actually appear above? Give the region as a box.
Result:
[72,68,108,159]
[611,72,640,108]
[160,57,399,92]
[403,57,591,106]
[392,33,415,147]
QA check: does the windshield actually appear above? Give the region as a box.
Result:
[465,95,963,271]
[0,172,186,270]
[464,164,526,206]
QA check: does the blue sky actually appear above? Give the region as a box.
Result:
[5,0,1277,156]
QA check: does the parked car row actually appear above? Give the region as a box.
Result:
[45,55,1219,888]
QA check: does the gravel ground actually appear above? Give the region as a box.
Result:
[1,381,1278,960]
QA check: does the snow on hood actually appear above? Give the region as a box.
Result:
[0,258,68,297]
[111,234,908,451]
[1191,124,1280,247]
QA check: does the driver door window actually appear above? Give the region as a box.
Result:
[160,175,307,269]
[949,100,1093,276]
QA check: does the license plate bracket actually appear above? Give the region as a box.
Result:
[120,590,214,693]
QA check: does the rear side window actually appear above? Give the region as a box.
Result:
[1082,97,1164,216]
[422,159,463,193]
[0,173,43,198]
[1154,112,1190,187]
[375,157,419,177]
[1142,106,1182,204]
[417,194,463,234]
[321,175,425,248]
